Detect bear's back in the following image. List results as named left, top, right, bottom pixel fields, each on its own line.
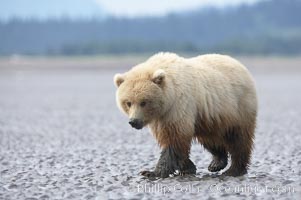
left=185, top=54, right=257, bottom=123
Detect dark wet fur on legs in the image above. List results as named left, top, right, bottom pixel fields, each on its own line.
left=222, top=126, right=254, bottom=176
left=141, top=113, right=255, bottom=178
left=194, top=113, right=255, bottom=177
left=204, top=145, right=228, bottom=172
left=140, top=146, right=196, bottom=178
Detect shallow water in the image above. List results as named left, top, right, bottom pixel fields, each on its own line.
left=0, top=67, right=300, bottom=199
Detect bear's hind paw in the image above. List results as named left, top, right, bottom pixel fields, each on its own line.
left=208, top=158, right=227, bottom=172
left=222, top=167, right=247, bottom=177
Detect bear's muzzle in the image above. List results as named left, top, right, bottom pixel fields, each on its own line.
left=129, top=118, right=144, bottom=130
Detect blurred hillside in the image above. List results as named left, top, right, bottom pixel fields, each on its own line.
left=0, top=0, right=301, bottom=55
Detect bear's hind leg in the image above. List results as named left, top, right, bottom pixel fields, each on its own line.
left=204, top=144, right=228, bottom=172
left=223, top=126, right=254, bottom=177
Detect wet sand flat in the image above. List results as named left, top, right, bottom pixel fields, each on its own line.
left=0, top=56, right=300, bottom=199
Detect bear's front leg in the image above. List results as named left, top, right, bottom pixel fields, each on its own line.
left=140, top=146, right=196, bottom=178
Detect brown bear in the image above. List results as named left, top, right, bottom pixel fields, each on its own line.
left=114, top=53, right=257, bottom=178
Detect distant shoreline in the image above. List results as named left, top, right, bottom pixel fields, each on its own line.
left=0, top=55, right=300, bottom=74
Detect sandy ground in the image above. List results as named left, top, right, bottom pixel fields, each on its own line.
left=0, top=56, right=300, bottom=199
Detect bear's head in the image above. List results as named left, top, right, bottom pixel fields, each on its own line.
left=114, top=68, right=172, bottom=130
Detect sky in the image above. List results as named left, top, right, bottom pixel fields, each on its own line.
left=0, top=0, right=262, bottom=20
left=97, top=0, right=261, bottom=17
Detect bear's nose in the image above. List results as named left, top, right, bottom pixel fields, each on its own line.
left=129, top=118, right=143, bottom=129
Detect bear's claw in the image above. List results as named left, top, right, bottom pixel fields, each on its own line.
left=139, top=170, right=156, bottom=177
left=140, top=169, right=185, bottom=178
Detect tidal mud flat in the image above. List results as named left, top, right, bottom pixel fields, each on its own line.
left=0, top=56, right=300, bottom=199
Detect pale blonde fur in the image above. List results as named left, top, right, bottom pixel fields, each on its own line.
left=115, top=52, right=257, bottom=136
left=114, top=52, right=257, bottom=176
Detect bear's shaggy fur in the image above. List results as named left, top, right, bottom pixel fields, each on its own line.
left=114, top=53, right=257, bottom=178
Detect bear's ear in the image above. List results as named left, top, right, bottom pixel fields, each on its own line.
left=152, top=69, right=166, bottom=85
left=114, top=73, right=125, bottom=87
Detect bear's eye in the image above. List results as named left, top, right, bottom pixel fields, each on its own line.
left=140, top=101, right=146, bottom=107
left=126, top=102, right=131, bottom=107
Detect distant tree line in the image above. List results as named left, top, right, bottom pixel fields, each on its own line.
left=47, top=40, right=199, bottom=55
left=0, top=0, right=301, bottom=55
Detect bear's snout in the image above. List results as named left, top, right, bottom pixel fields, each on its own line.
left=129, top=118, right=143, bottom=130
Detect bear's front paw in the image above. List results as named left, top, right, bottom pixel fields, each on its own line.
left=156, top=168, right=174, bottom=178
left=140, top=168, right=193, bottom=178
left=140, top=168, right=178, bottom=178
